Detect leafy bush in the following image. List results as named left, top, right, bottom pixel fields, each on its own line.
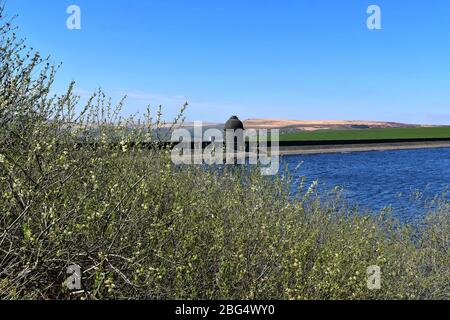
left=0, top=7, right=448, bottom=299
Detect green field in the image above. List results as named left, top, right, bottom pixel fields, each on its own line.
left=279, top=126, right=450, bottom=141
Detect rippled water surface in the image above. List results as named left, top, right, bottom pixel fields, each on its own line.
left=281, top=147, right=450, bottom=221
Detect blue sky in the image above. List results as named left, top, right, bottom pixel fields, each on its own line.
left=5, top=0, right=450, bottom=124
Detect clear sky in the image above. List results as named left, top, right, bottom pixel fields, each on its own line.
left=5, top=0, right=450, bottom=124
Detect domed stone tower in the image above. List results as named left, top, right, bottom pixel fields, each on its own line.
left=224, top=116, right=245, bottom=163
left=224, top=116, right=245, bottom=131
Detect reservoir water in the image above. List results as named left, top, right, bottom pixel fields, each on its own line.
left=282, top=147, right=450, bottom=221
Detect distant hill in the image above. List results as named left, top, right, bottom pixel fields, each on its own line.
left=161, top=119, right=436, bottom=137
left=243, top=119, right=423, bottom=132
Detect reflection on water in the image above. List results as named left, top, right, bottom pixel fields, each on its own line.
left=282, top=147, right=450, bottom=221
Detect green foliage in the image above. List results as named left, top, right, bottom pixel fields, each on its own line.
left=0, top=7, right=448, bottom=300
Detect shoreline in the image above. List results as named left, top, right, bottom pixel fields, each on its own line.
left=277, top=141, right=450, bottom=156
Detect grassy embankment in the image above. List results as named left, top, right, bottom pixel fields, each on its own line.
left=280, top=127, right=450, bottom=141
left=0, top=8, right=449, bottom=300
